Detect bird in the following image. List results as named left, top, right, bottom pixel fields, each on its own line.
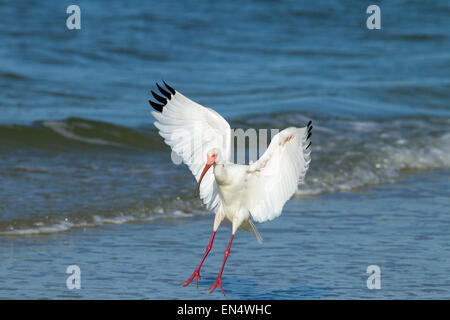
left=149, top=81, right=312, bottom=295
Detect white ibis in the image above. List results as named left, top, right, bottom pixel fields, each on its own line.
left=149, top=82, right=312, bottom=295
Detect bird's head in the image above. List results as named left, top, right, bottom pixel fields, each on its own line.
left=194, top=148, right=220, bottom=198
left=206, top=148, right=220, bottom=165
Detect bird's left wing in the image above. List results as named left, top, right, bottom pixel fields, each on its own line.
left=149, top=82, right=231, bottom=213
left=245, top=122, right=312, bottom=222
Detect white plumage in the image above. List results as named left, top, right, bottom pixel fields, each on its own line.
left=149, top=82, right=312, bottom=295
left=152, top=90, right=231, bottom=213
left=246, top=127, right=311, bottom=222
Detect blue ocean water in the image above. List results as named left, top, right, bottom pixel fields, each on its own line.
left=0, top=0, right=449, bottom=299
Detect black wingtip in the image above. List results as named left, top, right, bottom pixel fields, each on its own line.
left=307, top=120, right=312, bottom=127
left=148, top=82, right=175, bottom=112
left=163, top=81, right=176, bottom=95
left=156, top=82, right=171, bottom=99
left=149, top=100, right=164, bottom=112
left=306, top=131, right=312, bottom=140
left=151, top=90, right=167, bottom=104
left=306, top=141, right=312, bottom=150
left=308, top=125, right=313, bottom=133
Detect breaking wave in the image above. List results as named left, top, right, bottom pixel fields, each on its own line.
left=1, top=113, right=449, bottom=235
left=0, top=197, right=202, bottom=236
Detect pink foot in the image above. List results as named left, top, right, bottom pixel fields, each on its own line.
left=180, top=270, right=201, bottom=288
left=206, top=277, right=225, bottom=295
left=179, top=231, right=217, bottom=289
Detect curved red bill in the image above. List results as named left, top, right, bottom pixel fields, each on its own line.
left=194, top=163, right=213, bottom=198
left=194, top=154, right=216, bottom=198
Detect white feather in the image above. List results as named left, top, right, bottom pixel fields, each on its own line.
left=245, top=127, right=311, bottom=222
left=152, top=90, right=231, bottom=213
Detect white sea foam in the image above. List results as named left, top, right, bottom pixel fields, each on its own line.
left=0, top=207, right=196, bottom=236
left=296, top=130, right=450, bottom=196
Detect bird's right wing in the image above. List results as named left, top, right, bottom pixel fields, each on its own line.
left=245, top=122, right=312, bottom=222
left=149, top=82, right=231, bottom=213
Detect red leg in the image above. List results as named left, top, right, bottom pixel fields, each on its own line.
left=207, top=234, right=234, bottom=296
left=180, top=231, right=216, bottom=288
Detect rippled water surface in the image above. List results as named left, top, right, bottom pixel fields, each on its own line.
left=0, top=0, right=449, bottom=299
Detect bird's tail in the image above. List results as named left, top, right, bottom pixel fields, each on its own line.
left=248, top=219, right=263, bottom=244
left=238, top=218, right=263, bottom=244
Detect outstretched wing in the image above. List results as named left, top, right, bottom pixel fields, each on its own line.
left=245, top=122, right=312, bottom=222
left=150, top=82, right=231, bottom=213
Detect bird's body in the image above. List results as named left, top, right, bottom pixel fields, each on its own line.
left=214, top=164, right=246, bottom=217
left=212, top=163, right=259, bottom=240
left=149, top=82, right=312, bottom=295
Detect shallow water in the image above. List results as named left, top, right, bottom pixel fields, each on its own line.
left=0, top=0, right=449, bottom=299
left=0, top=170, right=449, bottom=299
